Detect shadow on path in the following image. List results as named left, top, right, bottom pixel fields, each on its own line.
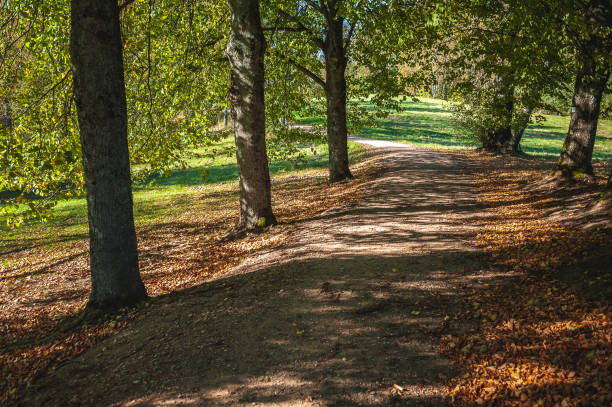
left=27, top=139, right=500, bottom=407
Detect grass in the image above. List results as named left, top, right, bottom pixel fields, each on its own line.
left=298, top=97, right=612, bottom=161
left=0, top=137, right=366, bottom=250
left=4, top=98, right=611, bottom=245
left=0, top=131, right=376, bottom=405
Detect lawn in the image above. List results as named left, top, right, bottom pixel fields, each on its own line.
left=0, top=137, right=365, bottom=248
left=298, top=97, right=612, bottom=161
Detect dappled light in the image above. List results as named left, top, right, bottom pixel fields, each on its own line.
left=2, top=0, right=611, bottom=402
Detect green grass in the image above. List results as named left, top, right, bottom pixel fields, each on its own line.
left=299, top=97, right=612, bottom=160
left=4, top=97, right=611, bottom=245
left=0, top=138, right=365, bottom=246
left=522, top=114, right=612, bottom=159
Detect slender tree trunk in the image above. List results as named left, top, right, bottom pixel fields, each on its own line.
left=227, top=0, right=276, bottom=230
left=2, top=99, right=12, bottom=159
left=431, top=83, right=438, bottom=98
left=2, top=99, right=12, bottom=134
left=70, top=0, right=147, bottom=312
left=483, top=74, right=514, bottom=153
left=323, top=1, right=353, bottom=183
left=555, top=59, right=609, bottom=177
left=509, top=105, right=533, bottom=154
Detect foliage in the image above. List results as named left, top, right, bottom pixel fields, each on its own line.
left=0, top=0, right=230, bottom=225
left=0, top=1, right=79, bottom=226
left=432, top=0, right=574, bottom=147
left=266, top=126, right=326, bottom=169
left=260, top=0, right=431, bottom=133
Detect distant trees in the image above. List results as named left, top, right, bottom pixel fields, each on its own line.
left=70, top=0, right=147, bottom=311
left=437, top=0, right=571, bottom=154
left=438, top=0, right=610, bottom=174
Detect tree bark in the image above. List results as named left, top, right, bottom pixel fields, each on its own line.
left=323, top=1, right=353, bottom=183
left=1, top=99, right=12, bottom=159
left=483, top=74, right=514, bottom=153
left=70, top=0, right=147, bottom=312
left=227, top=0, right=276, bottom=230
left=509, top=105, right=533, bottom=154
left=555, top=0, right=611, bottom=177
left=555, top=61, right=609, bottom=177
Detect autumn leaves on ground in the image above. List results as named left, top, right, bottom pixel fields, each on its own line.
left=1, top=118, right=611, bottom=406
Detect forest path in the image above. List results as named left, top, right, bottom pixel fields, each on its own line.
left=28, top=140, right=495, bottom=407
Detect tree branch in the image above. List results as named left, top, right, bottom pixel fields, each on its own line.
left=269, top=49, right=325, bottom=88
left=344, top=21, right=356, bottom=53
left=304, top=0, right=325, bottom=14
left=119, top=0, right=137, bottom=10
left=276, top=8, right=325, bottom=49
left=262, top=26, right=307, bottom=32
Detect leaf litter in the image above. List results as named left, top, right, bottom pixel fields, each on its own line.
left=442, top=154, right=611, bottom=407
left=0, top=152, right=382, bottom=405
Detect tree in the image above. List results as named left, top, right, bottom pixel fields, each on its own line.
left=554, top=0, right=611, bottom=177
left=70, top=0, right=147, bottom=311
left=266, top=0, right=414, bottom=182
left=266, top=0, right=353, bottom=182
left=227, top=0, right=277, bottom=229
left=0, top=0, right=230, bottom=224
left=437, top=0, right=571, bottom=154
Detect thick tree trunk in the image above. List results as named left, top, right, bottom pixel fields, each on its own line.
left=323, top=2, right=353, bottom=183
left=70, top=0, right=147, bottom=312
left=555, top=60, right=609, bottom=177
left=227, top=0, right=276, bottom=230
left=509, top=105, right=533, bottom=154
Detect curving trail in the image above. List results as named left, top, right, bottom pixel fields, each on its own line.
left=28, top=139, right=497, bottom=407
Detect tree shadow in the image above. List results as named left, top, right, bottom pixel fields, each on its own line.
left=24, top=146, right=497, bottom=406
left=26, top=249, right=494, bottom=407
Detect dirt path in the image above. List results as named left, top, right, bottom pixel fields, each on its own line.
left=26, top=139, right=496, bottom=406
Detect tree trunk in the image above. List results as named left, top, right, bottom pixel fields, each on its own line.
left=2, top=99, right=12, bottom=134
left=1, top=99, right=12, bottom=159
left=509, top=105, right=533, bottom=154
left=70, top=0, right=147, bottom=312
left=323, top=1, right=353, bottom=183
left=555, top=59, right=609, bottom=177
left=227, top=0, right=276, bottom=230
left=483, top=74, right=514, bottom=153
left=431, top=83, right=438, bottom=98
left=441, top=83, right=448, bottom=100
